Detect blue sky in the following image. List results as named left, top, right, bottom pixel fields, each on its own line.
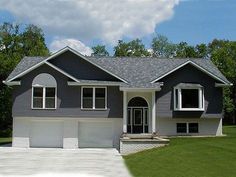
left=0, top=0, right=235, bottom=55
left=154, top=0, right=236, bottom=45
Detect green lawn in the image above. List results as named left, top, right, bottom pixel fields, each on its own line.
left=124, top=126, right=236, bottom=177
left=0, top=137, right=12, bottom=145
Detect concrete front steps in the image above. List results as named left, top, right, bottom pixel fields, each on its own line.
left=120, top=134, right=169, bottom=155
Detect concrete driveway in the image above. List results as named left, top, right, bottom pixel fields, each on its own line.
left=0, top=147, right=131, bottom=177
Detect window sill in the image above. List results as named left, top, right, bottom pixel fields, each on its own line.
left=81, top=108, right=108, bottom=111
left=31, top=108, right=57, bottom=110
left=174, top=108, right=204, bottom=111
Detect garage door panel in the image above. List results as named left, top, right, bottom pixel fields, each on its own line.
left=78, top=122, right=113, bottom=148
left=30, top=121, right=63, bottom=148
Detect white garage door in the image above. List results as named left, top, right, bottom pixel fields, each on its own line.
left=30, top=121, right=63, bottom=148
left=78, top=121, right=113, bottom=148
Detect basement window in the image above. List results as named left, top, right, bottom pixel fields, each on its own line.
left=174, top=83, right=204, bottom=111
left=176, top=123, right=199, bottom=134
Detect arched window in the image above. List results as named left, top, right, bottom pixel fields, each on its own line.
left=32, top=73, right=57, bottom=109
left=128, top=97, right=148, bottom=107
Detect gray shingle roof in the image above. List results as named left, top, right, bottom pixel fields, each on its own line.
left=6, top=56, right=46, bottom=81
left=5, top=54, right=231, bottom=87
left=88, top=57, right=230, bottom=85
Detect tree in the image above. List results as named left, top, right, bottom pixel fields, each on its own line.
left=195, top=43, right=208, bottom=59
left=175, top=42, right=197, bottom=58
left=0, top=22, right=49, bottom=134
left=91, top=45, right=109, bottom=56
left=209, top=39, right=236, bottom=123
left=151, top=34, right=176, bottom=58
left=21, top=24, right=49, bottom=57
left=114, top=39, right=150, bottom=57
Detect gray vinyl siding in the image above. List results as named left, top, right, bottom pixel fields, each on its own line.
left=49, top=51, right=120, bottom=81
left=156, top=64, right=223, bottom=119
left=12, top=64, right=123, bottom=118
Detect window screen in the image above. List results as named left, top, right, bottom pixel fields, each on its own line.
left=95, top=88, right=106, bottom=108
left=33, top=87, right=43, bottom=108
left=82, top=88, right=93, bottom=108
left=189, top=123, right=199, bottom=133
left=177, top=123, right=187, bottom=133
left=45, top=88, right=56, bottom=108
left=181, top=89, right=199, bottom=108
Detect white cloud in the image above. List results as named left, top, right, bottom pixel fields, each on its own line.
left=50, top=38, right=93, bottom=56
left=0, top=0, right=179, bottom=44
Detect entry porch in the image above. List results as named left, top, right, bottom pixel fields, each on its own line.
left=119, top=88, right=169, bottom=154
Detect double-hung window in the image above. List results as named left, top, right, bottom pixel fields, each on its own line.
left=82, top=87, right=107, bottom=109
left=32, top=87, right=56, bottom=109
left=174, top=83, right=204, bottom=111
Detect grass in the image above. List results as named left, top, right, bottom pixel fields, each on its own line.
left=0, top=137, right=12, bottom=145
left=124, top=126, right=236, bottom=177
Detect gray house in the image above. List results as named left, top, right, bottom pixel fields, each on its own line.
left=3, top=46, right=232, bottom=154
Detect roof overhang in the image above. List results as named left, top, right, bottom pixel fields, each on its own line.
left=215, top=83, right=233, bottom=87
left=2, top=80, right=21, bottom=86
left=67, top=81, right=122, bottom=86
left=119, top=87, right=161, bottom=92
left=176, top=83, right=203, bottom=88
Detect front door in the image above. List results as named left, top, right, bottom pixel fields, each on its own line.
left=127, top=108, right=148, bottom=134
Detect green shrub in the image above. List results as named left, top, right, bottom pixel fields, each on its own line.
left=0, top=128, right=12, bottom=137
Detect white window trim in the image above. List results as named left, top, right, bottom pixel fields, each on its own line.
left=31, top=86, right=57, bottom=110
left=176, top=122, right=199, bottom=134
left=174, top=85, right=204, bottom=111
left=81, top=86, right=107, bottom=110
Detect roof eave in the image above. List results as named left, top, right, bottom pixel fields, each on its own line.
left=119, top=87, right=161, bottom=92
left=2, top=80, right=21, bottom=86
left=215, top=83, right=233, bottom=87
left=67, top=81, right=122, bottom=86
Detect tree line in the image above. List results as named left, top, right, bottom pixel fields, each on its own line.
left=0, top=23, right=235, bottom=136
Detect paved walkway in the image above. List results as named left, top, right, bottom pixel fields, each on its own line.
left=0, top=147, right=131, bottom=177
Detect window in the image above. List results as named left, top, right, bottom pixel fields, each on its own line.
left=33, top=87, right=43, bottom=108
left=82, top=87, right=107, bottom=109
left=95, top=88, right=106, bottom=108
left=182, top=89, right=199, bottom=108
left=144, top=108, right=148, bottom=125
left=189, top=123, right=199, bottom=133
left=134, top=109, right=142, bottom=125
left=45, top=88, right=56, bottom=108
left=82, top=88, right=93, bottom=108
left=32, top=73, right=57, bottom=109
left=177, top=123, right=187, bottom=133
left=174, top=84, right=204, bottom=111
left=32, top=87, right=56, bottom=109
left=176, top=123, right=199, bottom=134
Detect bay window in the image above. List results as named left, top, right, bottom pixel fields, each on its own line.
left=174, top=83, right=204, bottom=111
left=82, top=87, right=107, bottom=109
